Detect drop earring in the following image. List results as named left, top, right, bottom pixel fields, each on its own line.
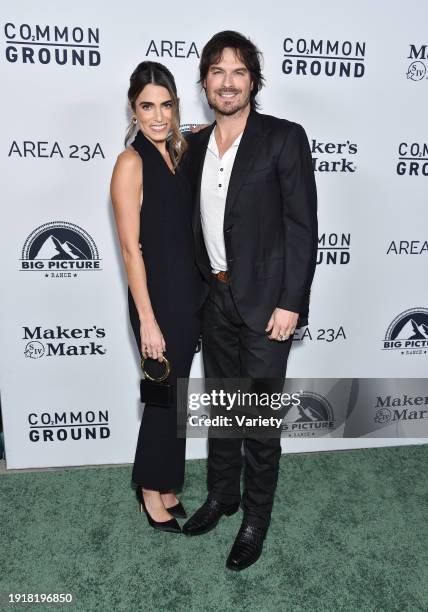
left=132, top=116, right=138, bottom=125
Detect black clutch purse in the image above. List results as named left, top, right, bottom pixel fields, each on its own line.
left=140, top=354, right=173, bottom=408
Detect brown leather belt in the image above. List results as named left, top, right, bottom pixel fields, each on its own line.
left=212, top=270, right=230, bottom=283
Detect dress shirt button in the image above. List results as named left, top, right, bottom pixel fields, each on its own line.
left=218, top=184, right=222, bottom=188
left=220, top=167, right=224, bottom=171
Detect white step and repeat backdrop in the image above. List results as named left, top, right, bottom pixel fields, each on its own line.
left=1, top=1, right=427, bottom=469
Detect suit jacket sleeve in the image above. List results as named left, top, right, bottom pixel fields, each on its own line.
left=276, top=122, right=318, bottom=315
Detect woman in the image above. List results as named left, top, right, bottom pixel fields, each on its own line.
left=111, top=61, right=204, bottom=533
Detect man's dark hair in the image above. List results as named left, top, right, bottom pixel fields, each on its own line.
left=199, top=31, right=265, bottom=110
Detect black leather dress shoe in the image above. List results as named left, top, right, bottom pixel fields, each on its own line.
left=182, top=496, right=240, bottom=536
left=226, top=520, right=268, bottom=571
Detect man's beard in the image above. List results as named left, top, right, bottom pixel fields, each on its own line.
left=206, top=88, right=251, bottom=116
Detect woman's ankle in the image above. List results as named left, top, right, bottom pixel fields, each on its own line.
left=142, top=488, right=161, bottom=497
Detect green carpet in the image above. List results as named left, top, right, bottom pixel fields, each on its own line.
left=1, top=445, right=427, bottom=612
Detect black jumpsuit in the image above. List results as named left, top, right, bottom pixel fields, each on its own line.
left=128, top=130, right=204, bottom=491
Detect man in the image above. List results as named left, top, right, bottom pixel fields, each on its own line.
left=183, top=31, right=318, bottom=571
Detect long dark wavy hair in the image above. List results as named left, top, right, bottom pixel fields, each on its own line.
left=198, top=31, right=265, bottom=110
left=125, top=61, right=187, bottom=167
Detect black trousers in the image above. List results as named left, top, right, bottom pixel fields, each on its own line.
left=128, top=289, right=201, bottom=491
left=202, top=277, right=292, bottom=527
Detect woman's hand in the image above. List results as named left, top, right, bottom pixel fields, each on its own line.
left=140, top=317, right=166, bottom=362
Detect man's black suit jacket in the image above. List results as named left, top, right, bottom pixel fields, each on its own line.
left=185, top=110, right=318, bottom=333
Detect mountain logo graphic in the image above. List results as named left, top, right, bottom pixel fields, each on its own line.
left=383, top=308, right=428, bottom=356
left=33, top=234, right=88, bottom=260
left=282, top=391, right=335, bottom=436
left=20, top=221, right=101, bottom=275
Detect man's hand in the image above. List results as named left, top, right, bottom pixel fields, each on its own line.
left=190, top=124, right=210, bottom=133
left=265, top=308, right=298, bottom=341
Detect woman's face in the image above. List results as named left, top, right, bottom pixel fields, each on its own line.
left=133, top=83, right=174, bottom=144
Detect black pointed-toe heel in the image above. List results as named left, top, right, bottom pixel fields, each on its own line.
left=166, top=500, right=187, bottom=519
left=135, top=487, right=182, bottom=534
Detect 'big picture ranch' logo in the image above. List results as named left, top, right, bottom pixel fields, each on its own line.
left=281, top=391, right=336, bottom=437
left=382, top=308, right=428, bottom=357
left=20, top=221, right=101, bottom=279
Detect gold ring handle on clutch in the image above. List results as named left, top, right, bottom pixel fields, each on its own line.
left=140, top=355, right=171, bottom=382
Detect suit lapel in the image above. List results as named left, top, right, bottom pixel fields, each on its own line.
left=191, top=123, right=215, bottom=280
left=224, top=111, right=266, bottom=222
left=192, top=122, right=215, bottom=239
left=190, top=112, right=266, bottom=278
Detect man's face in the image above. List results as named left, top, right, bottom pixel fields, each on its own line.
left=203, top=47, right=253, bottom=116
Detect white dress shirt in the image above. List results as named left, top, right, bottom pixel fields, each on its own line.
left=200, top=129, right=243, bottom=273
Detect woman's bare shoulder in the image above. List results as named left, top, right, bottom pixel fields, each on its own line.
left=115, top=146, right=142, bottom=169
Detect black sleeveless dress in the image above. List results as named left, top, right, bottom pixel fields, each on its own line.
left=128, top=130, right=204, bottom=491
